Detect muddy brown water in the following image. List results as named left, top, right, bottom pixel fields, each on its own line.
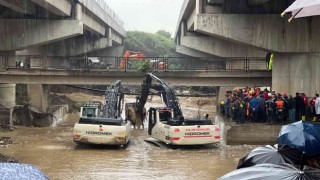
left=1, top=95, right=257, bottom=179
left=1, top=113, right=258, bottom=180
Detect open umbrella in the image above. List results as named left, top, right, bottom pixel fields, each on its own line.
left=237, top=144, right=303, bottom=169
left=306, top=155, right=320, bottom=169
left=219, top=163, right=320, bottom=180
left=0, top=163, right=48, bottom=180
left=277, top=121, right=320, bottom=156
left=281, top=0, right=320, bottom=22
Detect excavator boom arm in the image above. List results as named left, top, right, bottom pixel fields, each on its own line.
left=103, top=80, right=124, bottom=118
left=137, top=73, right=183, bottom=119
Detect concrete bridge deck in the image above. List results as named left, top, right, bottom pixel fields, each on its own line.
left=174, top=0, right=320, bottom=96
left=0, top=0, right=126, bottom=56
left=0, top=69, right=271, bottom=86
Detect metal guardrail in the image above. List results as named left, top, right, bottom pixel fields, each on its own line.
left=0, top=55, right=267, bottom=72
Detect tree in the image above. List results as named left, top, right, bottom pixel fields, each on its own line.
left=124, top=31, right=179, bottom=57
left=156, top=30, right=172, bottom=39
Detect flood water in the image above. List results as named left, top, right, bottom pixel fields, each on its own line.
left=1, top=113, right=257, bottom=180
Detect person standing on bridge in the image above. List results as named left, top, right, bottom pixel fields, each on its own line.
left=266, top=53, right=273, bottom=71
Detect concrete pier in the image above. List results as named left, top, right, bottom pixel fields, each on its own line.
left=221, top=118, right=282, bottom=145
left=0, top=84, right=16, bottom=109
left=27, top=84, right=49, bottom=113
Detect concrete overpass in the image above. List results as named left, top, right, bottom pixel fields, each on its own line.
left=0, top=0, right=125, bottom=55
left=0, top=0, right=126, bottom=111
left=175, top=0, right=320, bottom=97
left=0, top=69, right=271, bottom=86
left=1, top=68, right=271, bottom=112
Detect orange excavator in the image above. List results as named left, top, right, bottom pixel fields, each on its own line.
left=119, top=50, right=146, bottom=69
left=119, top=50, right=167, bottom=70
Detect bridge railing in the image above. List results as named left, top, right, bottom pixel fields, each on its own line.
left=0, top=55, right=267, bottom=72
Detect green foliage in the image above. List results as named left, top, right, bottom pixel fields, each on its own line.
left=156, top=30, right=172, bottom=38
left=131, top=60, right=151, bottom=72
left=169, top=63, right=182, bottom=70
left=137, top=60, right=151, bottom=72
left=124, top=31, right=179, bottom=57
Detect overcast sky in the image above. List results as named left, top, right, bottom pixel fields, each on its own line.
left=105, top=0, right=184, bottom=35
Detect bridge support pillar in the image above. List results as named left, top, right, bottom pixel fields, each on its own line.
left=0, top=84, right=15, bottom=125
left=0, top=84, right=16, bottom=108
left=27, top=84, right=49, bottom=113
left=272, top=53, right=320, bottom=97
left=215, top=86, right=235, bottom=112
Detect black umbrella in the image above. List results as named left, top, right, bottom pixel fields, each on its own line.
left=237, top=144, right=303, bottom=169
left=0, top=163, right=48, bottom=180
left=219, top=163, right=320, bottom=180
left=306, top=155, right=320, bottom=169
left=278, top=121, right=320, bottom=156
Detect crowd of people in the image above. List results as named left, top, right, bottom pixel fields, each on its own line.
left=219, top=86, right=320, bottom=124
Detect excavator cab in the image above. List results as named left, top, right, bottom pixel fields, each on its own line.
left=148, top=107, right=173, bottom=135
left=119, top=51, right=146, bottom=69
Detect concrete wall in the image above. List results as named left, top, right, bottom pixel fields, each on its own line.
left=77, top=0, right=126, bottom=37
left=31, top=0, right=72, bottom=16
left=0, top=19, right=84, bottom=51
left=195, top=14, right=320, bottom=53
left=226, top=124, right=281, bottom=145
left=0, top=84, right=16, bottom=109
left=50, top=105, right=69, bottom=127
left=0, top=0, right=36, bottom=15
left=180, top=35, right=266, bottom=58
left=272, top=53, right=320, bottom=96
left=90, top=45, right=124, bottom=57
left=41, top=37, right=111, bottom=56
left=176, top=0, right=319, bottom=100
left=214, top=0, right=289, bottom=14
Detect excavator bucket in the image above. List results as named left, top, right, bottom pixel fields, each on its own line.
left=125, top=102, right=145, bottom=129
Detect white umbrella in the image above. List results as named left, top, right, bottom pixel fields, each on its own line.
left=281, top=0, right=320, bottom=22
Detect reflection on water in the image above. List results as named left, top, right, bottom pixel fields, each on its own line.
left=1, top=113, right=256, bottom=180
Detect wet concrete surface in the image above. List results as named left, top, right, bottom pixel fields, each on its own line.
left=0, top=113, right=258, bottom=180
